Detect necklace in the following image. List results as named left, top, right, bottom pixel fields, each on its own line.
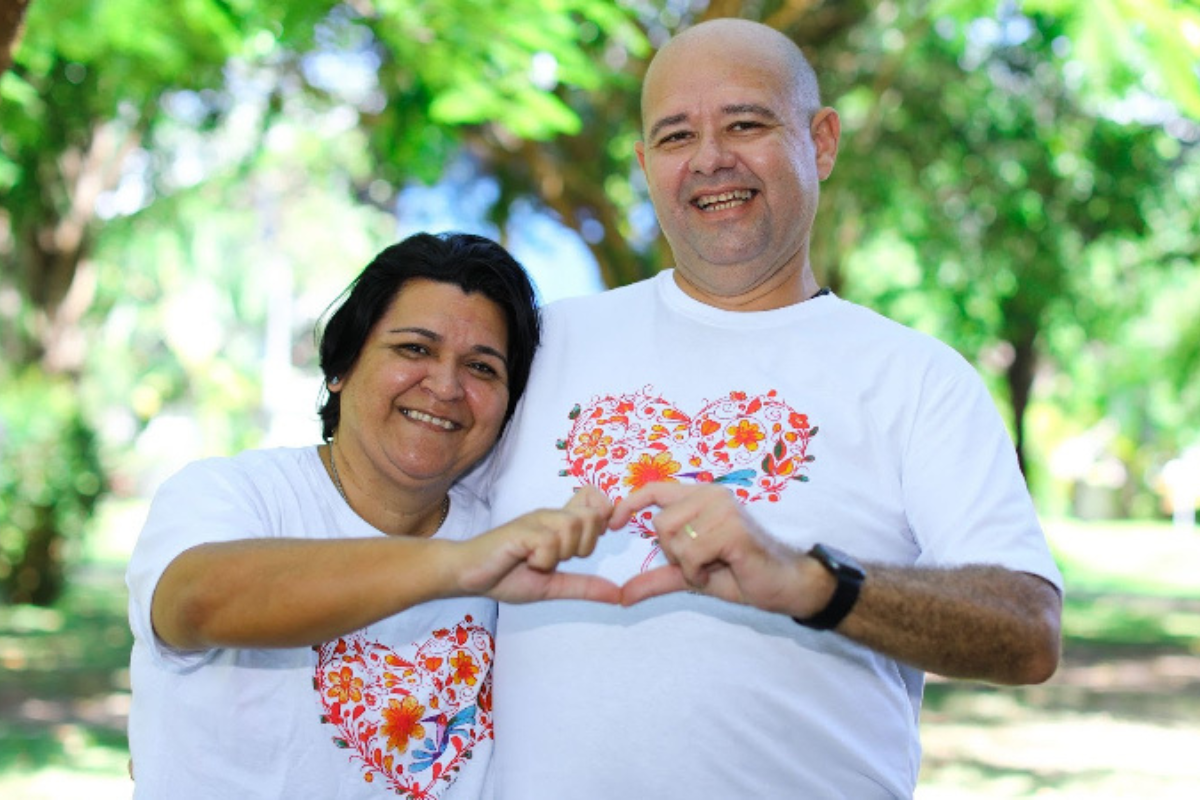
left=326, top=442, right=450, bottom=535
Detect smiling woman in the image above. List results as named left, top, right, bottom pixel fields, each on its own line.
left=124, top=232, right=620, bottom=800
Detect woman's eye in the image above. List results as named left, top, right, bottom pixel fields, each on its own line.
left=396, top=343, right=428, bottom=356
left=468, top=361, right=500, bottom=378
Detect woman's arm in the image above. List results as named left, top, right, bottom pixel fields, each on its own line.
left=152, top=487, right=617, bottom=650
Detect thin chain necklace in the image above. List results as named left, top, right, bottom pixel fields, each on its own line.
left=326, top=442, right=450, bottom=535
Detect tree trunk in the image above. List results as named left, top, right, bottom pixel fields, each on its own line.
left=7, top=506, right=65, bottom=607
left=1005, top=330, right=1038, bottom=480
left=0, top=0, right=31, bottom=77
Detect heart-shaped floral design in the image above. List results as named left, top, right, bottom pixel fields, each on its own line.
left=314, top=616, right=492, bottom=798
left=557, top=388, right=818, bottom=568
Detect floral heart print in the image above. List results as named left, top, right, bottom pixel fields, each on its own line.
left=314, top=616, right=492, bottom=798
left=557, top=388, right=818, bottom=568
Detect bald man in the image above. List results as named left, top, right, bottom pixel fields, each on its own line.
left=482, top=19, right=1062, bottom=798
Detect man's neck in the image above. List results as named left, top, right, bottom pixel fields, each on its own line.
left=671, top=263, right=820, bottom=312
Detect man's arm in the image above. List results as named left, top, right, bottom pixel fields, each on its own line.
left=614, top=482, right=1062, bottom=686
left=835, top=564, right=1060, bottom=685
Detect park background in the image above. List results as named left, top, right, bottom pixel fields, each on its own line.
left=2, top=0, right=1199, bottom=797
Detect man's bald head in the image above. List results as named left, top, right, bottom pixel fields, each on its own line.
left=641, top=18, right=823, bottom=135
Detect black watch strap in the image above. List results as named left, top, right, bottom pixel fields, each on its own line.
left=793, top=544, right=865, bottom=631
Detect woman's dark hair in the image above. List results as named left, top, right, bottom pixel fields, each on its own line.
left=317, top=232, right=541, bottom=441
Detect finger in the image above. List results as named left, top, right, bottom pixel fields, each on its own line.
left=575, top=509, right=605, bottom=558
left=609, top=481, right=695, bottom=529
left=541, top=572, right=621, bottom=604
left=566, top=485, right=612, bottom=514
left=525, top=534, right=562, bottom=572
left=620, top=565, right=689, bottom=605
left=675, top=552, right=713, bottom=589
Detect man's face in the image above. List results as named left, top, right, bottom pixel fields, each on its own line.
left=636, top=40, right=837, bottom=307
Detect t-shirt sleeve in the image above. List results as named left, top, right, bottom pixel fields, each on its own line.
left=126, top=458, right=272, bottom=671
left=901, top=355, right=1064, bottom=592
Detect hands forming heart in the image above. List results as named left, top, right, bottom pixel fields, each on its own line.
left=484, top=388, right=823, bottom=616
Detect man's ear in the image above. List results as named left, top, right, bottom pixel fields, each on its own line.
left=811, top=108, right=840, bottom=180
left=635, top=140, right=647, bottom=173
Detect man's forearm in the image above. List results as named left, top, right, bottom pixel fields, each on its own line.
left=835, top=564, right=1062, bottom=685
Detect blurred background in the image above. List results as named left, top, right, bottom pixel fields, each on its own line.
left=1, top=0, right=1198, bottom=797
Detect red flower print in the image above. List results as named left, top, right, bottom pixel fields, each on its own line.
left=449, top=651, right=480, bottom=687
left=326, top=666, right=364, bottom=704
left=726, top=420, right=766, bottom=452
left=572, top=428, right=612, bottom=458
left=789, top=412, right=810, bottom=430
left=623, top=451, right=681, bottom=489
left=381, top=695, right=427, bottom=754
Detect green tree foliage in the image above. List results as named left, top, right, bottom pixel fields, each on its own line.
left=819, top=6, right=1190, bottom=481
left=0, top=371, right=105, bottom=605
left=0, top=0, right=645, bottom=605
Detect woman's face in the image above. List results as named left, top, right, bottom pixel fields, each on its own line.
left=332, top=278, right=510, bottom=490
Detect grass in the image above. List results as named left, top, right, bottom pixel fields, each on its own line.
left=0, top=566, right=134, bottom=800
left=1, top=504, right=1198, bottom=798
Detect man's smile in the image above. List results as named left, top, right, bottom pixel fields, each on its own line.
left=694, top=189, right=755, bottom=211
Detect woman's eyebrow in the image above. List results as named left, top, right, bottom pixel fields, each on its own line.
left=389, top=327, right=507, bottom=362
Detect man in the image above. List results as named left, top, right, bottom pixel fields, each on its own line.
left=483, top=18, right=1063, bottom=798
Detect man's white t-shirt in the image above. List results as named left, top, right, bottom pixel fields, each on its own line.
left=482, top=271, right=1063, bottom=799
left=127, top=446, right=496, bottom=800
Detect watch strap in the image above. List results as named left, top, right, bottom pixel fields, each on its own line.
left=793, top=545, right=864, bottom=631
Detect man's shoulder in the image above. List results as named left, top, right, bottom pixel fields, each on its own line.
left=828, top=298, right=976, bottom=375
left=543, top=276, right=657, bottom=316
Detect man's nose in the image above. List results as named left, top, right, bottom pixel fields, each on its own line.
left=688, top=133, right=736, bottom=174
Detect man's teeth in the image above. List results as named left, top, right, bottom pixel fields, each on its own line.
left=697, top=190, right=752, bottom=211
left=404, top=409, right=457, bottom=430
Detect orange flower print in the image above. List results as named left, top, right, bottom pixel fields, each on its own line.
left=623, top=451, right=681, bottom=489
left=325, top=666, right=364, bottom=704
left=726, top=420, right=765, bottom=452
left=450, top=650, right=480, bottom=687
left=573, top=428, right=612, bottom=458
left=381, top=695, right=427, bottom=754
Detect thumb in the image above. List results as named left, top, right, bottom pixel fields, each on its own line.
left=565, top=485, right=611, bottom=515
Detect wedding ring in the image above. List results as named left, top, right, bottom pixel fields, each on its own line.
left=684, top=523, right=699, bottom=540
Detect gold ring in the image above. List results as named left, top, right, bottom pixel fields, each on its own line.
left=684, top=524, right=699, bottom=540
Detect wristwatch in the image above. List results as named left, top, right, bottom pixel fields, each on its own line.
left=793, top=543, right=865, bottom=631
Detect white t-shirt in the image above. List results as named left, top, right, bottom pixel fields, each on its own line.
left=483, top=271, right=1063, bottom=799
left=127, top=446, right=496, bottom=800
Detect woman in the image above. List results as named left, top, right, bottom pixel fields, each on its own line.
left=126, top=232, right=617, bottom=799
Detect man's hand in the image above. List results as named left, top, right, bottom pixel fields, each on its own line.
left=455, top=486, right=620, bottom=604
left=611, top=482, right=834, bottom=618
left=610, top=481, right=1062, bottom=685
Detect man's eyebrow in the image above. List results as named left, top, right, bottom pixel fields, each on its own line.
left=646, top=104, right=781, bottom=142
left=647, top=113, right=688, bottom=142
left=722, top=103, right=780, bottom=121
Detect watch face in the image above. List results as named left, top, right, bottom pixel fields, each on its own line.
left=813, top=544, right=865, bottom=579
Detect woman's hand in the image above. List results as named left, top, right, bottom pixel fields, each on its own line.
left=453, top=486, right=620, bottom=604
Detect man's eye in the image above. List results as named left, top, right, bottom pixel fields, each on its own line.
left=657, top=131, right=691, bottom=146
left=731, top=120, right=764, bottom=131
